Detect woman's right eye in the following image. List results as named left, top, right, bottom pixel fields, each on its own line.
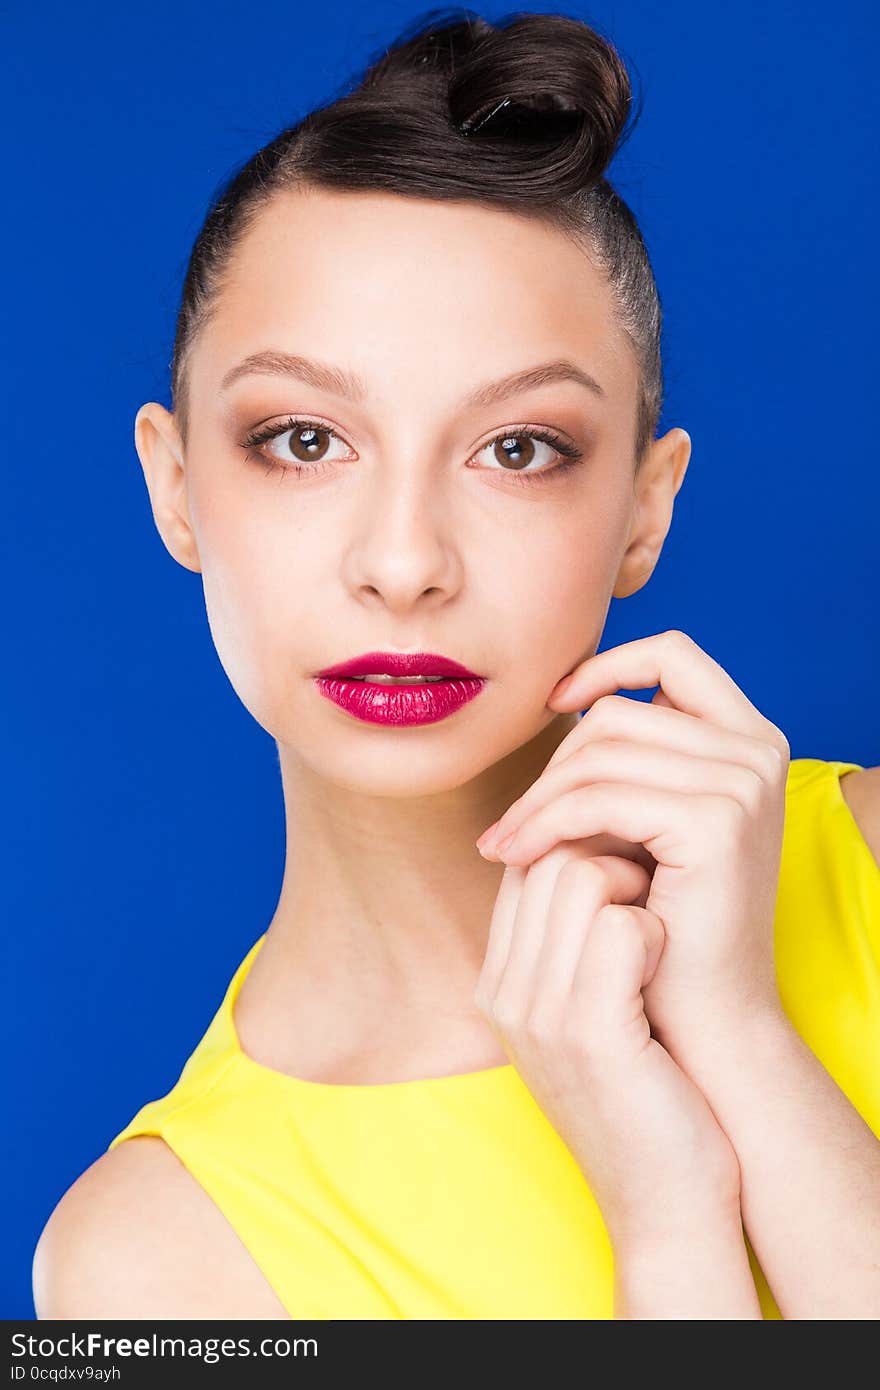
left=243, top=417, right=355, bottom=471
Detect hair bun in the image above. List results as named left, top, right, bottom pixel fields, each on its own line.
left=174, top=9, right=661, bottom=462
left=446, top=13, right=634, bottom=188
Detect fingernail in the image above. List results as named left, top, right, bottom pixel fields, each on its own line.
left=553, top=675, right=574, bottom=699
left=475, top=820, right=500, bottom=850
left=495, top=831, right=517, bottom=856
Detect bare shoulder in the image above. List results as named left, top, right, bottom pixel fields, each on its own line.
left=32, top=1136, right=289, bottom=1319
left=839, top=765, right=880, bottom=870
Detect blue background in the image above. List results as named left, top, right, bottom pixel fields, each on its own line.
left=3, top=0, right=877, bottom=1317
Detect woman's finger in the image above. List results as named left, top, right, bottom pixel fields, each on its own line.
left=495, top=850, right=651, bottom=1016
left=474, top=863, right=527, bottom=1003
left=479, top=692, right=782, bottom=849
left=547, top=629, right=787, bottom=751
left=480, top=740, right=773, bottom=860
left=570, top=902, right=667, bottom=1060
left=542, top=688, right=784, bottom=782
left=490, top=780, right=728, bottom=868
left=529, top=854, right=653, bottom=1018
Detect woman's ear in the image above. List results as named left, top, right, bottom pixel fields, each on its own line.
left=133, top=402, right=202, bottom=574
left=612, top=427, right=691, bottom=598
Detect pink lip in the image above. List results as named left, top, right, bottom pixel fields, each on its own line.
left=313, top=652, right=486, bottom=727
left=317, top=651, right=483, bottom=679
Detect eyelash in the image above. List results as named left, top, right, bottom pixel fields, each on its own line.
left=239, top=415, right=584, bottom=486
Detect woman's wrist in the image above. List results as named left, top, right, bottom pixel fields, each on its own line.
left=611, top=1205, right=762, bottom=1319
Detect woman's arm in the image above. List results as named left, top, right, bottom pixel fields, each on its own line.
left=475, top=849, right=764, bottom=1319
left=614, top=1207, right=762, bottom=1319
left=478, top=633, right=880, bottom=1317
left=33, top=1137, right=290, bottom=1318
left=653, top=770, right=880, bottom=1319
left=655, top=1005, right=880, bottom=1320
left=839, top=764, right=880, bottom=857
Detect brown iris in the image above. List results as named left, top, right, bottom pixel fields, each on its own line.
left=495, top=435, right=535, bottom=470
left=288, top=425, right=332, bottom=462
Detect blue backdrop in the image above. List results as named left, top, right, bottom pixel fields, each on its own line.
left=3, top=0, right=877, bottom=1317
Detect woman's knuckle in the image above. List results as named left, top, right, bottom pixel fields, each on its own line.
left=708, top=793, right=748, bottom=848
left=472, top=986, right=491, bottom=1016
left=574, top=737, right=624, bottom=774
left=771, top=727, right=791, bottom=761
left=619, top=904, right=648, bottom=946
left=592, top=693, right=617, bottom=714
left=736, top=765, right=764, bottom=814
left=555, top=854, right=606, bottom=893
left=596, top=903, right=646, bottom=962
left=756, top=740, right=785, bottom=780
left=584, top=693, right=622, bottom=733
left=530, top=844, right=575, bottom=881
left=523, top=1003, right=557, bottom=1044
left=491, top=994, right=522, bottom=1036
left=594, top=899, right=635, bottom=934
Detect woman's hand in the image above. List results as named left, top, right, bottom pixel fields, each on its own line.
left=474, top=841, right=745, bottom=1248
left=475, top=630, right=790, bottom=1050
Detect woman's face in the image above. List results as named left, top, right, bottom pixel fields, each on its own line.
left=137, top=186, right=688, bottom=796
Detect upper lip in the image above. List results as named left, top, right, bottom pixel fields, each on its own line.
left=316, top=651, right=484, bottom=679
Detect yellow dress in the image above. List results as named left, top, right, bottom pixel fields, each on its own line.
left=107, top=758, right=880, bottom=1319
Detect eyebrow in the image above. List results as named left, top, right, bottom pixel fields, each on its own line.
left=218, top=350, right=605, bottom=406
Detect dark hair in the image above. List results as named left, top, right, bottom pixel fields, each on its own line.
left=170, top=7, right=661, bottom=466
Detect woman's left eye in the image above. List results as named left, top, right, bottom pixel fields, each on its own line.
left=470, top=428, right=583, bottom=483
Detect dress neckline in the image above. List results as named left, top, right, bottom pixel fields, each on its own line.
left=220, top=761, right=873, bottom=1097
left=224, top=931, right=518, bottom=1095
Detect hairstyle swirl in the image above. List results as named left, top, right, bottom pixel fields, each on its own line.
left=170, top=8, right=661, bottom=465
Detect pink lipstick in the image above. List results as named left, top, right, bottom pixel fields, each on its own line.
left=314, top=651, right=487, bottom=726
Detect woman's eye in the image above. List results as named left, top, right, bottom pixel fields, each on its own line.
left=471, top=431, right=577, bottom=478
left=262, top=422, right=353, bottom=465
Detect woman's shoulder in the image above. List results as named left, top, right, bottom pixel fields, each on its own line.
left=786, top=756, right=880, bottom=871
left=837, top=763, right=880, bottom=868
left=773, top=758, right=880, bottom=1127
left=32, top=1136, right=289, bottom=1319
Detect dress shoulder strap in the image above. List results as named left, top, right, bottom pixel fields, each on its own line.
left=775, top=756, right=880, bottom=1128
left=106, top=935, right=265, bottom=1149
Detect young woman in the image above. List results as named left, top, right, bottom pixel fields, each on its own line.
left=33, top=9, right=880, bottom=1319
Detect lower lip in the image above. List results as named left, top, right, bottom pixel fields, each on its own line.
left=314, top=676, right=487, bottom=726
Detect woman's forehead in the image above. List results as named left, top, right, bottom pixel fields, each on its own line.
left=221, top=187, right=611, bottom=320
left=200, top=188, right=629, bottom=404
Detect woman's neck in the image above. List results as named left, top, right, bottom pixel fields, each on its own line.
left=234, top=710, right=582, bottom=1083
